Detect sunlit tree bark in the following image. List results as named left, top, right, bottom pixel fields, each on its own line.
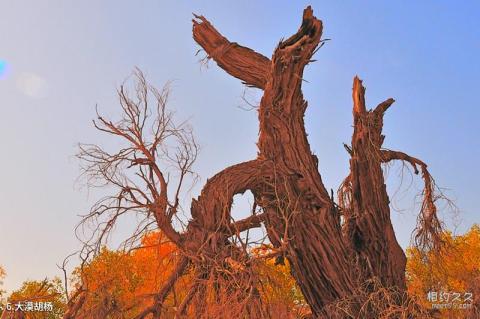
left=66, top=6, right=443, bottom=318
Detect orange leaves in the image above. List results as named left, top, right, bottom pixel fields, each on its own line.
left=252, top=246, right=309, bottom=317
left=6, top=278, right=66, bottom=319
left=72, top=233, right=308, bottom=317
left=406, top=224, right=480, bottom=317
left=74, top=231, right=181, bottom=317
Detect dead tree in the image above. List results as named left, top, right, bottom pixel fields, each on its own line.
left=68, top=6, right=444, bottom=318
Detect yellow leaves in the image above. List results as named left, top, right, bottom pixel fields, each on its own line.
left=72, top=234, right=308, bottom=317
left=224, top=257, right=245, bottom=273
left=73, top=231, right=180, bottom=317
left=406, top=224, right=480, bottom=317
left=252, top=246, right=308, bottom=317
left=7, top=278, right=66, bottom=319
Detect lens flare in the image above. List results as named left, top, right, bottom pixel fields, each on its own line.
left=0, top=59, right=8, bottom=79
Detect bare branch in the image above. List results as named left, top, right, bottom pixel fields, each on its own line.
left=374, top=98, right=395, bottom=115
left=229, top=212, right=266, bottom=235
left=379, top=149, right=445, bottom=252
left=77, top=70, right=198, bottom=251
left=192, top=14, right=271, bottom=89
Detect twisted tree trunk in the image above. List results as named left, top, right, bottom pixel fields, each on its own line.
left=189, top=6, right=441, bottom=317
left=66, top=6, right=443, bottom=318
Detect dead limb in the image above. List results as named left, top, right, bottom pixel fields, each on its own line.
left=380, top=149, right=444, bottom=251
left=69, top=6, right=446, bottom=318
left=192, top=14, right=270, bottom=89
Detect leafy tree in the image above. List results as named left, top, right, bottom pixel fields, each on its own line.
left=71, top=232, right=307, bottom=318
left=71, top=232, right=181, bottom=318
left=4, top=278, right=66, bottom=319
left=406, top=224, right=480, bottom=318
left=252, top=247, right=308, bottom=318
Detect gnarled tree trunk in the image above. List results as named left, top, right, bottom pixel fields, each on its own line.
left=67, top=6, right=443, bottom=318
left=189, top=6, right=441, bottom=317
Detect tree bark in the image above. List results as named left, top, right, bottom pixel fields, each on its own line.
left=342, top=78, right=406, bottom=289
left=191, top=6, right=442, bottom=317
left=66, top=6, right=443, bottom=318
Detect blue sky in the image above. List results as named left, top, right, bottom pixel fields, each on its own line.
left=0, top=1, right=478, bottom=293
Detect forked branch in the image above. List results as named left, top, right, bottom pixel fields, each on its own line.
left=77, top=69, right=198, bottom=250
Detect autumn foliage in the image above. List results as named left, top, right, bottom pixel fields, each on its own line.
left=1, top=5, right=467, bottom=319
left=70, top=232, right=306, bottom=318
left=2, top=225, right=480, bottom=318
left=71, top=232, right=180, bottom=318
left=2, top=278, right=65, bottom=319
left=406, top=224, right=480, bottom=318
left=58, top=6, right=451, bottom=317
left=66, top=226, right=480, bottom=318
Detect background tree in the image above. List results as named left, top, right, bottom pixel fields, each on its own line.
left=67, top=6, right=445, bottom=318
left=70, top=232, right=306, bottom=318
left=1, top=278, right=65, bottom=319
left=71, top=232, right=183, bottom=318
left=406, top=224, right=480, bottom=318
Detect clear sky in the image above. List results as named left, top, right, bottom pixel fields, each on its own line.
left=0, top=1, right=478, bottom=293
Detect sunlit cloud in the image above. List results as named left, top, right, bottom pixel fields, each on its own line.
left=16, top=72, right=49, bottom=99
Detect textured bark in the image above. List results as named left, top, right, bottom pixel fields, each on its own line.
left=179, top=159, right=274, bottom=317
left=68, top=6, right=443, bottom=318
left=343, top=78, right=406, bottom=289
left=253, top=8, right=356, bottom=314
left=192, top=7, right=358, bottom=315
left=193, top=14, right=270, bottom=89
left=190, top=6, right=441, bottom=317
